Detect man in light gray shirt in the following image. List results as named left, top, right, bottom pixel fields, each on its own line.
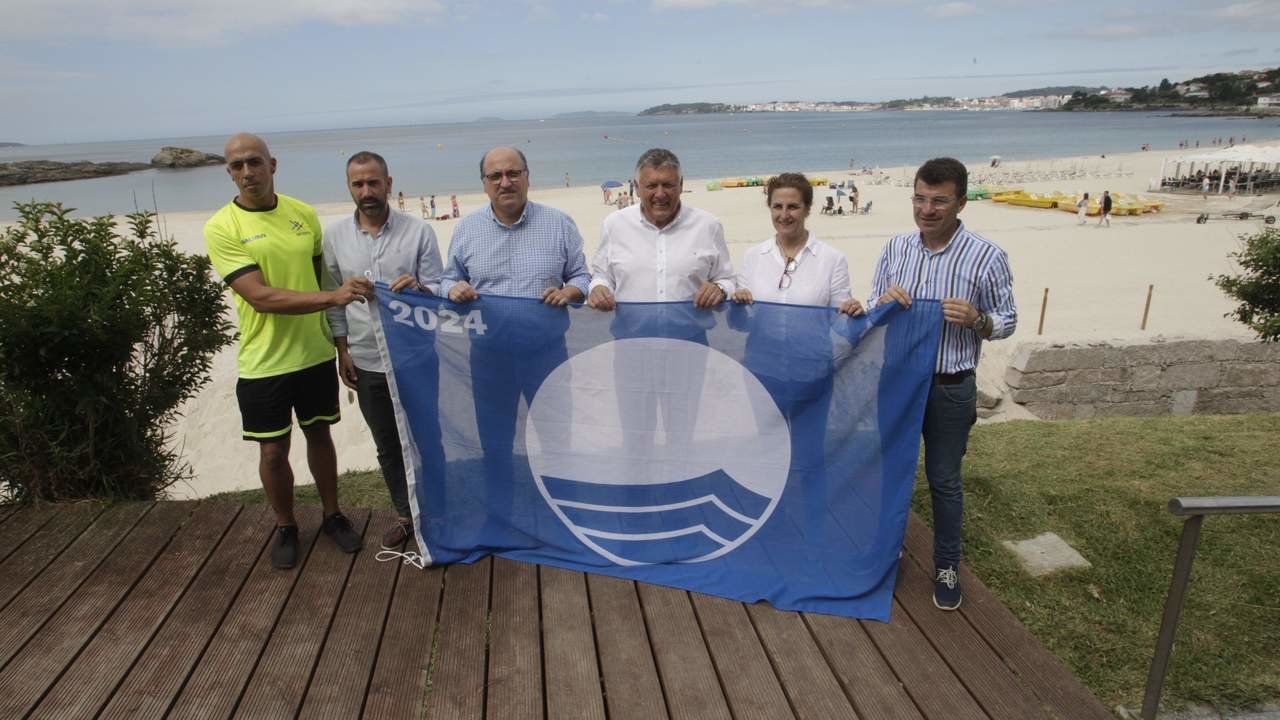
left=323, top=150, right=444, bottom=550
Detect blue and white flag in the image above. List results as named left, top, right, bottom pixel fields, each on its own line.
left=373, top=288, right=941, bottom=621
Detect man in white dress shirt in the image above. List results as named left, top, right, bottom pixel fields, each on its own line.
left=587, top=147, right=735, bottom=457
left=587, top=147, right=735, bottom=309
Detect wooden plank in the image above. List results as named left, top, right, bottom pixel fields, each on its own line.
left=486, top=557, right=542, bottom=720
left=299, top=510, right=403, bottom=720
left=862, top=597, right=989, bottom=720
left=98, top=504, right=274, bottom=720
left=362, top=550, right=445, bottom=719
left=587, top=574, right=667, bottom=720
left=0, top=502, right=106, bottom=609
left=0, top=504, right=59, bottom=565
left=0, top=501, right=193, bottom=717
left=422, top=558, right=491, bottom=720
left=902, top=515, right=1112, bottom=720
left=745, top=601, right=858, bottom=720
left=29, top=502, right=240, bottom=719
left=894, top=552, right=1052, bottom=719
left=541, top=565, right=606, bottom=720
left=637, top=583, right=732, bottom=720
left=0, top=502, right=149, bottom=669
left=167, top=507, right=324, bottom=720
left=804, top=612, right=925, bottom=720
left=690, top=594, right=790, bottom=720
left=234, top=509, right=371, bottom=719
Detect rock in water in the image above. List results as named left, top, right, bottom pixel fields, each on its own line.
left=150, top=147, right=224, bottom=168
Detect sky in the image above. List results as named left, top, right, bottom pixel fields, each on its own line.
left=3, top=0, right=1279, bottom=145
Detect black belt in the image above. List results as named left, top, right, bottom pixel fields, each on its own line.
left=933, top=369, right=974, bottom=385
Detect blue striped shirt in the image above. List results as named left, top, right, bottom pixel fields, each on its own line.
left=440, top=201, right=590, bottom=300
left=869, top=221, right=1017, bottom=373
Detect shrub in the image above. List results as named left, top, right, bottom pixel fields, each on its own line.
left=1214, top=227, right=1280, bottom=343
left=0, top=202, right=235, bottom=501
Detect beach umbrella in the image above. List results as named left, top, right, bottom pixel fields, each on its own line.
left=836, top=189, right=847, bottom=197
left=601, top=180, right=623, bottom=189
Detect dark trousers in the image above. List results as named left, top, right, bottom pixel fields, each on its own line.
left=355, top=370, right=411, bottom=518
left=921, top=373, right=977, bottom=570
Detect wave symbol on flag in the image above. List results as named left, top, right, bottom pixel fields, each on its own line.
left=540, top=470, right=772, bottom=565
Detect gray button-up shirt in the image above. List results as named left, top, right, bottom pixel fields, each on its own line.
left=323, top=208, right=444, bottom=372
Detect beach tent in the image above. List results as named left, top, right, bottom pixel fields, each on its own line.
left=1161, top=145, right=1280, bottom=194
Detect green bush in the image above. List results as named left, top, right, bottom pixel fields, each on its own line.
left=0, top=202, right=235, bottom=501
left=1214, top=227, right=1280, bottom=342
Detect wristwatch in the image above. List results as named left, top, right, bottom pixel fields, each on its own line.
left=973, top=313, right=989, bottom=333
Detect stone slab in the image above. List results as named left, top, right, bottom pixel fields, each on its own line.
left=1002, top=532, right=1093, bottom=578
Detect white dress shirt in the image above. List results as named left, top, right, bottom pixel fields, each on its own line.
left=738, top=232, right=852, bottom=307
left=589, top=204, right=736, bottom=301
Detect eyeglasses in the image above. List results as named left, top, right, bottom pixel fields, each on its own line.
left=483, top=169, right=527, bottom=184
left=912, top=194, right=955, bottom=209
left=778, top=257, right=798, bottom=290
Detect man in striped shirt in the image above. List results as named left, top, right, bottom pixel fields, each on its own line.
left=870, top=157, right=1017, bottom=611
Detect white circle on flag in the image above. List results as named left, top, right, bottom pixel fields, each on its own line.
left=526, top=338, right=790, bottom=566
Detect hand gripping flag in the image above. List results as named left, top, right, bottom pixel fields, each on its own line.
left=372, top=289, right=941, bottom=621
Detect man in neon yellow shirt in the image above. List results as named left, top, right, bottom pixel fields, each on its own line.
left=205, top=132, right=373, bottom=569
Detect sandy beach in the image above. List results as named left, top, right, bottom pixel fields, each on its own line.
left=117, top=143, right=1275, bottom=498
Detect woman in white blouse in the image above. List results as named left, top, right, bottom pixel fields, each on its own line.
left=733, top=172, right=863, bottom=315
left=730, top=174, right=863, bottom=539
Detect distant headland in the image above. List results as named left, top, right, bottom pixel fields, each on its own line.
left=0, top=146, right=224, bottom=187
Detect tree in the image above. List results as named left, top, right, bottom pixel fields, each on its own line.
left=1159, top=78, right=1173, bottom=94
left=0, top=202, right=236, bottom=501
left=1214, top=227, right=1280, bottom=342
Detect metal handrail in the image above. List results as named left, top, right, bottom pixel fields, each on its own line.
left=1140, top=496, right=1280, bottom=720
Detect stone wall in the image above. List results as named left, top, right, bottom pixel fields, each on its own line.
left=1004, top=339, right=1280, bottom=420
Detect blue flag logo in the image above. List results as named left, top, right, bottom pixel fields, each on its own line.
left=373, top=290, right=941, bottom=621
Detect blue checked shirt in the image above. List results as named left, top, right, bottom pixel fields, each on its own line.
left=440, top=201, right=591, bottom=299
left=869, top=221, right=1017, bottom=373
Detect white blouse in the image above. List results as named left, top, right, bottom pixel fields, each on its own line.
left=737, top=232, right=852, bottom=307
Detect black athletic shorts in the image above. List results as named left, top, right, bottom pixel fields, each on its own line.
left=235, top=359, right=340, bottom=442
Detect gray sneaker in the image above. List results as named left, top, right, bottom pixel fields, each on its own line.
left=322, top=512, right=362, bottom=553
left=270, top=524, right=299, bottom=569
left=933, top=565, right=962, bottom=611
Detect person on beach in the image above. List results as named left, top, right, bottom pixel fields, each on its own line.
left=1076, top=192, right=1089, bottom=225
left=429, top=194, right=437, bottom=218
left=442, top=147, right=590, bottom=517
left=420, top=196, right=428, bottom=220
left=1202, top=176, right=1211, bottom=199
left=869, top=157, right=1017, bottom=611
left=322, top=151, right=444, bottom=550
left=204, top=133, right=372, bottom=570
left=564, top=172, right=571, bottom=187
left=450, top=193, right=460, bottom=218
left=1099, top=190, right=1112, bottom=227
left=397, top=191, right=405, bottom=211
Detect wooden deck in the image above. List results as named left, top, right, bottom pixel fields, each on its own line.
left=0, top=501, right=1114, bottom=719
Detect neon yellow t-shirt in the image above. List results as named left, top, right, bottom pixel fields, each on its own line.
left=205, top=194, right=334, bottom=379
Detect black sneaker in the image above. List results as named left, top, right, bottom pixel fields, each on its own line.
left=933, top=565, right=962, bottom=610
left=381, top=518, right=413, bottom=550
left=270, top=524, right=299, bottom=570
left=322, top=512, right=362, bottom=553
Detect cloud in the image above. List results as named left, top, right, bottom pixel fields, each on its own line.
left=1079, top=24, right=1152, bottom=39
left=651, top=0, right=859, bottom=8
left=1, top=0, right=447, bottom=45
left=926, top=2, right=976, bottom=19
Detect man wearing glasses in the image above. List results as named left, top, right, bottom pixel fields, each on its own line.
left=442, top=147, right=590, bottom=533
left=870, top=157, right=1017, bottom=611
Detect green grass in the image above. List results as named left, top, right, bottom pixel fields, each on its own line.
left=209, top=414, right=1280, bottom=711
left=921, top=413, right=1280, bottom=712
